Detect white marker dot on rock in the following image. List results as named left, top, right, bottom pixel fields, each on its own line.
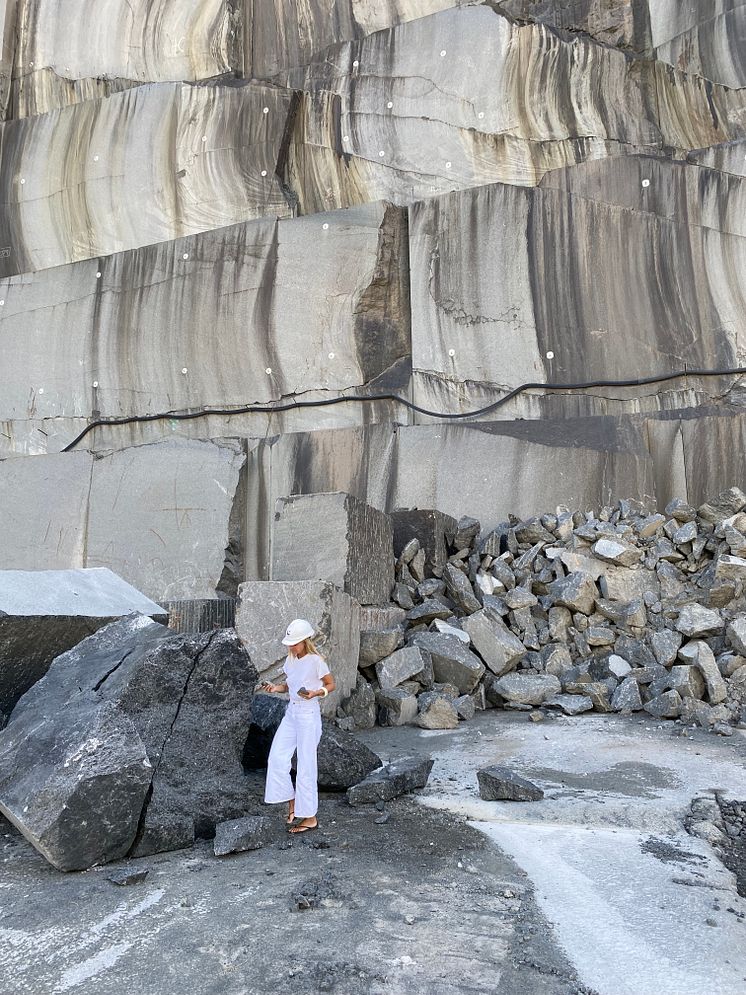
left=20, top=178, right=25, bottom=184
left=352, top=60, right=359, bottom=67
left=92, top=381, right=99, bottom=388
left=93, top=155, right=99, bottom=162
left=448, top=348, right=456, bottom=358
left=445, top=161, right=452, bottom=169
left=182, top=253, right=189, bottom=260
left=440, top=50, right=447, bottom=57
left=642, top=179, right=650, bottom=188
left=38, top=388, right=44, bottom=395
left=263, top=107, right=269, bottom=114
left=478, top=111, right=485, bottom=119
left=202, top=136, right=207, bottom=142
left=261, top=169, right=267, bottom=176
left=379, top=150, right=385, bottom=157
left=322, top=222, right=329, bottom=229
left=387, top=101, right=393, bottom=109
left=265, top=367, right=272, bottom=375
left=0, top=300, right=4, bottom=306
left=181, top=367, right=188, bottom=375
left=328, top=352, right=335, bottom=359
left=96, top=272, right=101, bottom=278
left=546, top=351, right=554, bottom=360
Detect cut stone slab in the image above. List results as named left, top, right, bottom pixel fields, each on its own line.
left=675, top=604, right=724, bottom=638
left=0, top=568, right=166, bottom=715
left=346, top=755, right=434, bottom=806
left=214, top=816, right=274, bottom=856
left=376, top=647, right=432, bottom=689
left=611, top=677, right=644, bottom=712
left=547, top=572, right=597, bottom=615
left=678, top=641, right=727, bottom=705
left=410, top=633, right=485, bottom=693
left=376, top=688, right=419, bottom=727
left=391, top=509, right=457, bottom=576
left=0, top=616, right=257, bottom=871
left=243, top=694, right=382, bottom=789
left=477, top=766, right=544, bottom=802
left=462, top=609, right=525, bottom=676
left=491, top=673, right=561, bottom=706
left=272, top=492, right=393, bottom=605
left=235, top=580, right=359, bottom=717
left=416, top=692, right=459, bottom=730
left=544, top=694, right=594, bottom=716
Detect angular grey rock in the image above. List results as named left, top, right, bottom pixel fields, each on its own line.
left=636, top=514, right=666, bottom=538
left=106, top=867, right=150, bottom=887
left=411, top=633, right=485, bottom=693
left=595, top=597, right=646, bottom=628
left=359, top=628, right=402, bottom=667
left=542, top=642, right=573, bottom=677
left=611, top=678, right=643, bottom=712
left=490, top=559, right=516, bottom=591
left=416, top=692, right=459, bottom=730
left=214, top=816, right=274, bottom=857
left=586, top=626, right=615, bottom=646
left=714, top=555, right=746, bottom=582
left=598, top=565, right=660, bottom=602
left=452, top=516, right=480, bottom=550
left=235, top=580, right=359, bottom=717
left=675, top=604, right=724, bottom=638
left=665, top=499, right=696, bottom=523
left=393, top=584, right=415, bottom=610
left=0, top=617, right=257, bottom=870
left=644, top=690, right=683, bottom=719
left=726, top=618, right=746, bottom=656
left=454, top=695, right=476, bottom=721
left=391, top=509, right=457, bottom=576
left=650, top=629, right=683, bottom=668
left=406, top=599, right=453, bottom=625
left=547, top=572, right=596, bottom=615
left=272, top=493, right=393, bottom=605
left=698, top=488, right=746, bottom=525
left=668, top=665, right=706, bottom=701
left=376, top=647, right=432, bottom=690
left=0, top=567, right=166, bottom=715
left=504, top=588, right=538, bottom=610
left=398, top=538, right=420, bottom=565
left=678, top=641, right=727, bottom=705
left=477, top=766, right=544, bottom=802
left=544, top=694, right=594, bottom=716
left=592, top=539, right=642, bottom=567
left=376, top=688, right=419, bottom=727
left=608, top=655, right=632, bottom=679
left=672, top=521, right=698, bottom=545
left=433, top=619, right=470, bottom=643
left=548, top=606, right=572, bottom=641
left=337, top=676, right=377, bottom=730
left=583, top=682, right=613, bottom=713
left=462, top=609, right=525, bottom=676
left=491, top=673, right=561, bottom=706
left=346, top=755, right=434, bottom=806
left=443, top=563, right=481, bottom=615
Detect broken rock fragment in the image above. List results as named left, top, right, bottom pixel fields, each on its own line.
left=214, top=816, right=274, bottom=856
left=346, top=756, right=434, bottom=806
left=477, top=766, right=544, bottom=802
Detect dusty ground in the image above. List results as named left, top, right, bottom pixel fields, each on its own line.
left=1, top=710, right=745, bottom=995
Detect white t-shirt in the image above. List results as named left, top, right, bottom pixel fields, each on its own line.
left=283, top=653, right=330, bottom=702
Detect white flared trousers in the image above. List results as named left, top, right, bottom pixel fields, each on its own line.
left=264, top=702, right=323, bottom=819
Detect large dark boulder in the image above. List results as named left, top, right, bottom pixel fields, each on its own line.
left=243, top=693, right=382, bottom=789
left=0, top=616, right=257, bottom=871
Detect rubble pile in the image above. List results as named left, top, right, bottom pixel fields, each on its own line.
left=344, top=488, right=746, bottom=734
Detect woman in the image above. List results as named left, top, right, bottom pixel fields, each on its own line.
left=262, top=618, right=336, bottom=834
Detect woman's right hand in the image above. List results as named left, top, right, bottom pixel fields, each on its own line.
left=260, top=681, right=277, bottom=693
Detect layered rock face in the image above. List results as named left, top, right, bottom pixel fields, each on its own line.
left=0, top=1, right=745, bottom=610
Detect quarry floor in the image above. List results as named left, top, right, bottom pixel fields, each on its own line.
left=2, top=713, right=746, bottom=995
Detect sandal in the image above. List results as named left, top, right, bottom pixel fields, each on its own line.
left=289, top=819, right=318, bottom=834
left=286, top=805, right=296, bottom=825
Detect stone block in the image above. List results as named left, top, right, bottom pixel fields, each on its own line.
left=376, top=688, right=419, bottom=727
left=0, top=568, right=166, bottom=715
left=359, top=628, right=403, bottom=667
left=346, top=756, right=434, bottom=806
left=715, top=555, right=746, bottom=582
left=678, top=641, right=727, bottom=705
left=214, top=816, right=274, bottom=856
left=477, top=766, right=543, bottom=802
left=547, top=572, right=597, bottom=615
left=410, top=633, right=485, bottom=693
left=611, top=678, right=644, bottom=712
left=272, top=492, right=393, bottom=606
left=726, top=618, right=746, bottom=657
left=235, top=580, right=360, bottom=717
left=650, top=629, right=683, bottom=667
left=391, top=509, right=457, bottom=576
left=675, top=604, right=724, bottom=638
left=644, top=690, right=683, bottom=719
left=592, top=539, right=642, bottom=567
left=542, top=643, right=574, bottom=677
left=337, top=676, right=377, bottom=731
left=668, top=665, right=706, bottom=700
left=454, top=695, right=476, bottom=721
left=545, top=694, right=594, bottom=716
left=462, top=609, right=525, bottom=676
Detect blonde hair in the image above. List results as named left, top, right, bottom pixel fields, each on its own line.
left=291, top=637, right=324, bottom=659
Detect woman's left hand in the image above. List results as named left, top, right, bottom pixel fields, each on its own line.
left=298, top=689, right=317, bottom=700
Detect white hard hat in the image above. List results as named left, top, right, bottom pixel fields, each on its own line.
left=281, top=618, right=315, bottom=646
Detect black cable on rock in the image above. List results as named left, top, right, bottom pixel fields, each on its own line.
left=61, top=365, right=746, bottom=452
